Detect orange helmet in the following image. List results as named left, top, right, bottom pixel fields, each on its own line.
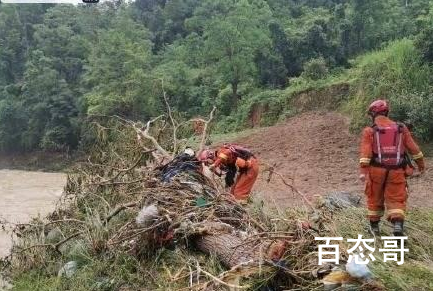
left=198, top=149, right=215, bottom=162
left=368, top=100, right=389, bottom=116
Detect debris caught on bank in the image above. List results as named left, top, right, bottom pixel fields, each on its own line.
left=0, top=101, right=384, bottom=290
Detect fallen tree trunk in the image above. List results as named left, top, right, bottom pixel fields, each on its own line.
left=197, top=234, right=260, bottom=268
left=195, top=233, right=288, bottom=268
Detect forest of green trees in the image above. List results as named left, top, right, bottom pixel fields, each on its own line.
left=1, top=0, right=433, bottom=153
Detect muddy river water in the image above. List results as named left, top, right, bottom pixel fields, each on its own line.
left=0, top=170, right=66, bottom=258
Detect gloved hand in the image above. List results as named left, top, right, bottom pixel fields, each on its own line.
left=359, top=167, right=369, bottom=182
left=416, top=159, right=426, bottom=174
left=208, top=164, right=222, bottom=176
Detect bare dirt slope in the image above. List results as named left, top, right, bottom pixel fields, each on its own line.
left=232, top=111, right=433, bottom=208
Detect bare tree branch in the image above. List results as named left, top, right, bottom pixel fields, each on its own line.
left=135, top=115, right=171, bottom=161
left=160, top=79, right=178, bottom=157
left=198, top=106, right=217, bottom=153
left=96, top=150, right=155, bottom=185
left=262, top=163, right=315, bottom=211
left=104, top=202, right=138, bottom=225
left=14, top=231, right=85, bottom=255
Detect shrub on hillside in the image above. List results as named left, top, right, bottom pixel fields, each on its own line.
left=415, top=25, right=433, bottom=64
left=302, top=57, right=329, bottom=80
left=214, top=89, right=289, bottom=132
left=356, top=39, right=431, bottom=97
left=391, top=91, right=433, bottom=140
left=347, top=39, right=433, bottom=140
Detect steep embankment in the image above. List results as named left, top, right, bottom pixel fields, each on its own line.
left=232, top=112, right=433, bottom=208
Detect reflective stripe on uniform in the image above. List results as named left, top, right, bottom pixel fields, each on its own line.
left=218, top=153, right=228, bottom=160
left=387, top=209, right=405, bottom=217
left=413, top=152, right=424, bottom=160
left=367, top=210, right=384, bottom=216
left=360, top=158, right=371, bottom=164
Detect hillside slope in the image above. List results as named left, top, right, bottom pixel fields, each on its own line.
left=229, top=112, right=433, bottom=208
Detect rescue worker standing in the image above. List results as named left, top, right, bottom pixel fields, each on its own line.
left=359, top=100, right=426, bottom=236
left=198, top=144, right=259, bottom=204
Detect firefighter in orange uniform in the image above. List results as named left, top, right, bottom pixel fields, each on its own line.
left=359, top=100, right=426, bottom=236
left=198, top=144, right=259, bottom=204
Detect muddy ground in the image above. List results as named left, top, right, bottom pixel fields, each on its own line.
left=233, top=111, right=433, bottom=208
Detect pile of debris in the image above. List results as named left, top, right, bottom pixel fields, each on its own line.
left=63, top=142, right=318, bottom=289
left=1, top=106, right=382, bottom=290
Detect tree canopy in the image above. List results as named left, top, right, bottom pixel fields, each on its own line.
left=1, top=0, right=433, bottom=152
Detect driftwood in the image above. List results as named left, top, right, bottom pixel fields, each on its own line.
left=196, top=106, right=216, bottom=153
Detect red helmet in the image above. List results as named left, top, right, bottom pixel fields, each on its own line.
left=198, top=149, right=215, bottom=162
left=368, top=100, right=389, bottom=115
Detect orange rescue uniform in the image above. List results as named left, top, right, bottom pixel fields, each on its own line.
left=213, top=147, right=259, bottom=201
left=359, top=116, right=425, bottom=222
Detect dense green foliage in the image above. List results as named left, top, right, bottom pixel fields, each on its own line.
left=347, top=39, right=433, bottom=136
left=1, top=0, right=433, bottom=152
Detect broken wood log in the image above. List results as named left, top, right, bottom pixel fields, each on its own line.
left=194, top=230, right=288, bottom=268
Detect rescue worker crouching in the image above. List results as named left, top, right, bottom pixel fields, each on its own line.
left=198, top=144, right=259, bottom=205
left=359, top=99, right=426, bottom=236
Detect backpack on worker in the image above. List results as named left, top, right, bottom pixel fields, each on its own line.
left=223, top=144, right=254, bottom=160
left=371, top=122, right=406, bottom=167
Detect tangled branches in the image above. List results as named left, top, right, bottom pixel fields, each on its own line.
left=1, top=97, right=327, bottom=290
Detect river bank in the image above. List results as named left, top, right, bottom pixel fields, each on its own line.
left=0, top=170, right=66, bottom=258
left=0, top=152, right=79, bottom=172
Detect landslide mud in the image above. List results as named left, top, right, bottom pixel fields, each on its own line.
left=234, top=112, right=433, bottom=208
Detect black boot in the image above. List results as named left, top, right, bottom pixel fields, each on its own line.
left=369, top=221, right=380, bottom=236
left=393, top=220, right=404, bottom=236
